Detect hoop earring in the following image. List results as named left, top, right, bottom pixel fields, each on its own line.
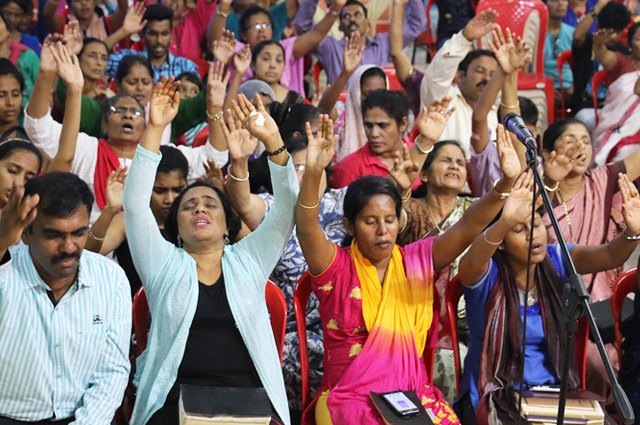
left=177, top=235, right=183, bottom=248
left=224, top=235, right=230, bottom=245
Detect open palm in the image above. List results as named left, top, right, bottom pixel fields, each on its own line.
left=306, top=115, right=336, bottom=172
left=388, top=145, right=419, bottom=191
left=620, top=173, right=640, bottom=235
left=417, top=97, right=454, bottom=142
left=232, top=94, right=281, bottom=149
left=149, top=77, right=181, bottom=128
left=222, top=111, right=259, bottom=161
left=501, top=170, right=534, bottom=226
left=496, top=124, right=521, bottom=179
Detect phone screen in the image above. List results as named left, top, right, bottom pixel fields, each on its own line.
left=382, top=391, right=420, bottom=416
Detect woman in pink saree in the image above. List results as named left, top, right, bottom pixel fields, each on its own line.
left=295, top=115, right=522, bottom=425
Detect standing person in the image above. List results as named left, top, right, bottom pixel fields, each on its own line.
left=124, top=82, right=297, bottom=425
left=0, top=172, right=131, bottom=424
left=293, top=0, right=425, bottom=86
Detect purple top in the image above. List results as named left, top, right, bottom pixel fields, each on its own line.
left=293, top=0, right=426, bottom=85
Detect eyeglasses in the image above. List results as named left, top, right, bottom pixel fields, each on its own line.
left=245, top=22, right=272, bottom=32
left=109, top=105, right=144, bottom=118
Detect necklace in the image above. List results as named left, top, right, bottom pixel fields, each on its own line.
left=519, top=286, right=539, bottom=307
left=557, top=191, right=575, bottom=244
left=424, top=202, right=443, bottom=234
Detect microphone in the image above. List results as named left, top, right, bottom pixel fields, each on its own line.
left=503, top=112, right=537, bottom=151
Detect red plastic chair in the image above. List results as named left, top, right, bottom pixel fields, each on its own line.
left=446, top=275, right=589, bottom=394
left=557, top=49, right=573, bottom=118
left=591, top=69, right=608, bottom=127
left=132, top=281, right=287, bottom=362
left=313, top=62, right=402, bottom=95
left=611, top=267, right=637, bottom=365
left=411, top=0, right=438, bottom=64
left=294, top=271, right=435, bottom=411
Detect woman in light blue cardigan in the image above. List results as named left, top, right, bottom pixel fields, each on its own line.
left=123, top=79, right=298, bottom=425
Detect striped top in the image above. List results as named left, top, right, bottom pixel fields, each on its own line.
left=0, top=244, right=132, bottom=423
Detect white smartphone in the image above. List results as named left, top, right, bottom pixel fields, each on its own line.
left=381, top=391, right=421, bottom=417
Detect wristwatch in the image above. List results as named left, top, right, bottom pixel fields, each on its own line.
left=589, top=8, right=597, bottom=20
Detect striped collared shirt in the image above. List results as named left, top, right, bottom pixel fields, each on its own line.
left=0, top=245, right=131, bottom=423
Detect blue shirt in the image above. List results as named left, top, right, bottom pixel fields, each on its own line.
left=563, top=0, right=598, bottom=33
left=106, top=49, right=198, bottom=82
left=0, top=245, right=131, bottom=423
left=21, top=33, right=41, bottom=56
left=544, top=23, right=575, bottom=89
left=459, top=244, right=573, bottom=408
left=226, top=2, right=291, bottom=41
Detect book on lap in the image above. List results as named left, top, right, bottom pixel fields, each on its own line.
left=179, top=385, right=271, bottom=425
left=514, top=389, right=605, bottom=424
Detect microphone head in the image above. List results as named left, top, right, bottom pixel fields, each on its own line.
left=503, top=112, right=518, bottom=126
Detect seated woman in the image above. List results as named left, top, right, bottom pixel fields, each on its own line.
left=0, top=58, right=26, bottom=139
left=0, top=12, right=38, bottom=106
left=124, top=83, right=297, bottom=425
left=250, top=40, right=306, bottom=106
left=25, top=41, right=228, bottom=222
left=618, top=255, right=640, bottom=421
left=457, top=172, right=640, bottom=424
left=296, top=114, right=522, bottom=424
left=0, top=139, right=42, bottom=216
left=77, top=37, right=112, bottom=100
left=0, top=0, right=40, bottom=56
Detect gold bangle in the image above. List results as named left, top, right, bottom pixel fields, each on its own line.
left=500, top=100, right=520, bottom=109
left=88, top=229, right=106, bottom=242
left=544, top=181, right=559, bottom=192
left=206, top=110, right=222, bottom=121
left=297, top=198, right=320, bottom=209
left=492, top=179, right=511, bottom=200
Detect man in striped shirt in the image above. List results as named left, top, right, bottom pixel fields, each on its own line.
left=0, top=172, right=131, bottom=424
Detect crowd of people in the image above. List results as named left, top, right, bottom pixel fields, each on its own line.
left=1, top=0, right=640, bottom=424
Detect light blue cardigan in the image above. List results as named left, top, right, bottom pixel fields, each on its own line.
left=123, top=145, right=297, bottom=425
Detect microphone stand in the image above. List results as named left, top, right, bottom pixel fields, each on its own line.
left=523, top=147, right=635, bottom=425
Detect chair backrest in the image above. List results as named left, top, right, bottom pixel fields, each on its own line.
left=591, top=69, right=608, bottom=127
left=476, top=0, right=549, bottom=74
left=312, top=61, right=324, bottom=94
left=294, top=271, right=435, bottom=411
left=424, top=0, right=439, bottom=60
left=557, top=49, right=573, bottom=115
left=611, top=267, right=637, bottom=364
left=132, top=281, right=287, bottom=363
left=312, top=62, right=402, bottom=97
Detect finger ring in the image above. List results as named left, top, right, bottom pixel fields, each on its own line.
left=632, top=193, right=639, bottom=198
left=440, top=111, right=446, bottom=116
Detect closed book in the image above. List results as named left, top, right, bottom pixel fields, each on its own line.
left=179, top=385, right=271, bottom=425
left=514, top=391, right=604, bottom=422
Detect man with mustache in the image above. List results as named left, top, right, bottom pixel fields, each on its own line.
left=420, top=9, right=500, bottom=158
left=293, top=0, right=425, bottom=86
left=0, top=172, right=131, bottom=425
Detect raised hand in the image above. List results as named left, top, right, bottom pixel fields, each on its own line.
left=343, top=31, right=364, bottom=74
left=488, top=27, right=530, bottom=75
left=416, top=96, right=455, bottom=143
left=233, top=45, right=252, bottom=76
left=305, top=114, right=336, bottom=173
left=212, top=29, right=237, bottom=65
left=149, top=77, right=181, bottom=128
left=207, top=61, right=230, bottom=111
left=62, top=19, right=83, bottom=55
left=619, top=173, right=640, bottom=236
left=232, top=93, right=281, bottom=149
left=500, top=169, right=535, bottom=227
left=496, top=124, right=520, bottom=180
left=122, top=2, right=147, bottom=35
left=105, top=166, right=127, bottom=213
left=542, top=137, right=582, bottom=183
left=40, top=34, right=61, bottom=74
left=51, top=42, right=83, bottom=90
left=462, top=9, right=499, bottom=41
left=593, top=28, right=619, bottom=47
left=0, top=185, right=39, bottom=250
left=311, top=84, right=328, bottom=107
left=220, top=109, right=259, bottom=162
left=202, top=159, right=225, bottom=191
left=388, top=144, right=419, bottom=192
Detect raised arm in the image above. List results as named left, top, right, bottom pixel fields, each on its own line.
left=26, top=35, right=59, bottom=120
left=206, top=0, right=232, bottom=51
left=0, top=186, right=39, bottom=260
left=223, top=111, right=267, bottom=230
left=85, top=167, right=127, bottom=254
left=573, top=0, right=610, bottom=48
left=432, top=124, right=521, bottom=273
left=42, top=0, right=62, bottom=33
left=401, top=0, right=427, bottom=46
left=205, top=60, right=230, bottom=153
left=296, top=115, right=337, bottom=275
left=285, top=0, right=300, bottom=18
left=592, top=29, right=619, bottom=71
left=292, top=0, right=345, bottom=61
left=389, top=0, right=412, bottom=83
left=458, top=169, right=534, bottom=285
left=108, top=0, right=130, bottom=32
left=570, top=173, right=640, bottom=273
left=224, top=46, right=251, bottom=112
left=105, top=3, right=147, bottom=52
left=48, top=42, right=83, bottom=173
left=292, top=0, right=319, bottom=35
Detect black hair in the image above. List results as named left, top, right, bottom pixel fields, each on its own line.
left=158, top=145, right=188, bottom=180
left=0, top=139, right=43, bottom=173
left=251, top=40, right=285, bottom=68
left=175, top=71, right=203, bottom=91
left=412, top=140, right=465, bottom=198
left=239, top=5, right=274, bottom=40
left=115, top=54, right=154, bottom=84
left=458, top=49, right=496, bottom=74
left=519, top=96, right=539, bottom=127
left=143, top=4, right=174, bottom=29
left=164, top=182, right=242, bottom=246
left=542, top=118, right=589, bottom=152
left=598, top=2, right=631, bottom=31
left=285, top=135, right=308, bottom=155
left=628, top=22, right=640, bottom=48
left=78, top=37, right=108, bottom=59
left=0, top=57, right=24, bottom=92
left=360, top=67, right=386, bottom=89
left=342, top=0, right=367, bottom=18
left=102, top=94, right=146, bottom=122
left=342, top=176, right=402, bottom=247
left=361, top=89, right=409, bottom=126
left=24, top=172, right=94, bottom=218
left=0, top=0, right=32, bottom=14
left=279, top=103, right=320, bottom=141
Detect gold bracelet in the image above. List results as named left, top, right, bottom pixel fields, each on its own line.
left=483, top=229, right=503, bottom=246
left=401, top=189, right=412, bottom=202
left=500, top=100, right=520, bottom=109
left=492, top=179, right=511, bottom=200
left=544, top=181, right=559, bottom=192
left=88, top=229, right=106, bottom=242
left=297, top=198, right=320, bottom=209
left=206, top=110, right=222, bottom=121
